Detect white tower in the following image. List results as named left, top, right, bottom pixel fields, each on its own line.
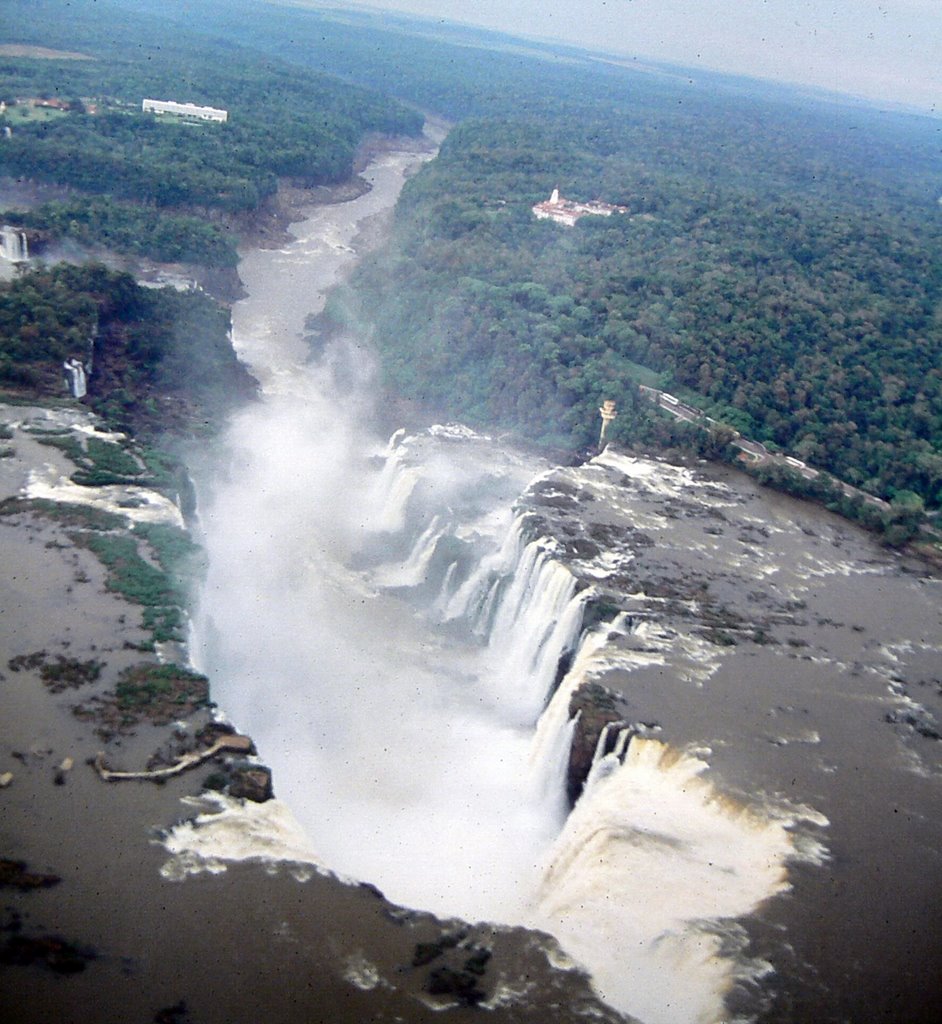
left=599, top=399, right=617, bottom=446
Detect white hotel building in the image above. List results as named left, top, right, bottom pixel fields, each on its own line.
left=142, top=99, right=228, bottom=123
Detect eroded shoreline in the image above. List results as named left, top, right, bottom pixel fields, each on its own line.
left=0, top=134, right=621, bottom=1024
left=4, top=119, right=941, bottom=1024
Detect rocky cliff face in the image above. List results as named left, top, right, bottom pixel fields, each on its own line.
left=0, top=402, right=628, bottom=1024
left=566, top=681, right=634, bottom=805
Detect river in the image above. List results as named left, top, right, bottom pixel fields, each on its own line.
left=187, top=136, right=942, bottom=1024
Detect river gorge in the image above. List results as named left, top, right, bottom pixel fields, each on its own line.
left=168, top=134, right=942, bottom=1024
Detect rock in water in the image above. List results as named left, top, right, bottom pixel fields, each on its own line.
left=228, top=764, right=273, bottom=803
left=566, top=682, right=633, bottom=806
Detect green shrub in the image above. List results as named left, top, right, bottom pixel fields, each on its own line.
left=0, top=497, right=124, bottom=531
left=114, top=663, right=208, bottom=714
left=85, top=436, right=143, bottom=476
left=35, top=433, right=87, bottom=465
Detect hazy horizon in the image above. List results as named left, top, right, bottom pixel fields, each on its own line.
left=290, top=0, right=941, bottom=116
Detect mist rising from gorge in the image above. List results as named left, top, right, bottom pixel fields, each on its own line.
left=184, top=143, right=818, bottom=1024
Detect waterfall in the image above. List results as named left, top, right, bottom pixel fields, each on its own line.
left=531, top=736, right=797, bottom=1024
left=181, top=133, right=834, bottom=1024
left=510, top=601, right=830, bottom=1024
left=192, top=410, right=830, bottom=1024
left=192, top=412, right=828, bottom=1024
left=62, top=358, right=87, bottom=398
left=0, top=225, right=28, bottom=262
left=369, top=446, right=421, bottom=534
left=435, top=510, right=591, bottom=724
left=484, top=549, right=587, bottom=724
left=375, top=514, right=445, bottom=588
left=530, top=613, right=663, bottom=785
left=528, top=616, right=619, bottom=791
left=441, top=514, right=531, bottom=633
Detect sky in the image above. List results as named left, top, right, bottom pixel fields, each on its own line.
left=307, top=1, right=941, bottom=114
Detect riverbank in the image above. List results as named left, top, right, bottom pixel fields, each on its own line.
left=0, top=415, right=610, bottom=1021
left=0, top=127, right=438, bottom=303
left=0, top=133, right=625, bottom=1023
left=233, top=122, right=444, bottom=256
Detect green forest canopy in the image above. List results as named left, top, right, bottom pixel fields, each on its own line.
left=0, top=262, right=255, bottom=436
left=0, top=0, right=422, bottom=263
left=3, top=198, right=240, bottom=269
left=342, top=115, right=942, bottom=511
left=247, top=9, right=939, bottom=511
left=5, top=0, right=942, bottom=513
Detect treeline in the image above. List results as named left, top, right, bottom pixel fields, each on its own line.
left=746, top=460, right=928, bottom=548
left=0, top=0, right=422, bottom=263
left=0, top=53, right=421, bottom=210
left=148, top=0, right=942, bottom=512
left=3, top=198, right=239, bottom=268
left=338, top=109, right=942, bottom=511
left=159, top=0, right=940, bottom=210
left=0, top=262, right=255, bottom=436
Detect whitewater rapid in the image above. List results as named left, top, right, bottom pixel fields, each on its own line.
left=178, top=141, right=835, bottom=1024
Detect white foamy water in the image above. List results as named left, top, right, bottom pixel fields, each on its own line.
left=26, top=464, right=184, bottom=526
left=186, top=139, right=824, bottom=1024
left=161, top=794, right=325, bottom=880
left=532, top=737, right=809, bottom=1024
left=5, top=408, right=184, bottom=527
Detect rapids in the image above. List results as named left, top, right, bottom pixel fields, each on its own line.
left=188, top=138, right=942, bottom=1024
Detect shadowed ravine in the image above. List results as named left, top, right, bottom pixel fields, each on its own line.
left=185, top=139, right=942, bottom=1024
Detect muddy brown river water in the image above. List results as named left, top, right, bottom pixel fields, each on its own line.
left=184, top=129, right=942, bottom=1024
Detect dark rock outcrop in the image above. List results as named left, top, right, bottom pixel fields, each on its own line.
left=0, top=910, right=95, bottom=974
left=0, top=859, right=61, bottom=891
left=227, top=763, right=274, bottom=803
left=412, top=930, right=492, bottom=1007
left=566, top=682, right=632, bottom=806
left=426, top=965, right=486, bottom=1005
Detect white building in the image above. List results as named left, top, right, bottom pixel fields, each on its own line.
left=532, top=188, right=628, bottom=227
left=142, top=99, right=228, bottom=123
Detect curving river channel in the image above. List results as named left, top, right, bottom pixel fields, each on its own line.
left=186, top=135, right=942, bottom=1024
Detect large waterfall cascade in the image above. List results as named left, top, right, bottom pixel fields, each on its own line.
left=188, top=143, right=831, bottom=1024
left=195, top=413, right=821, bottom=1024
left=354, top=437, right=818, bottom=1024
